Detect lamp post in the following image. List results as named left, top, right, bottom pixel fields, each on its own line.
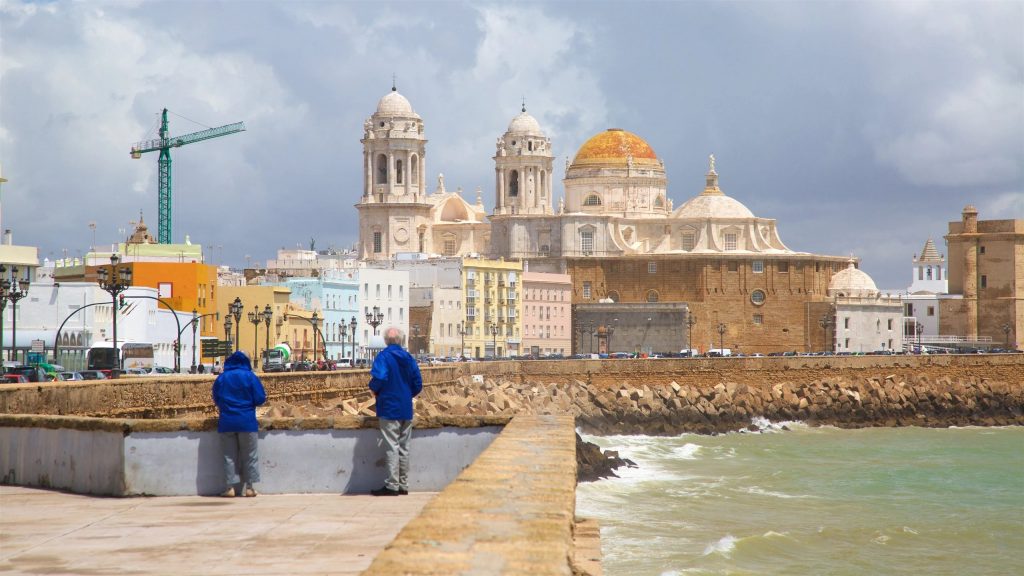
left=0, top=265, right=9, bottom=359
left=716, top=322, right=726, bottom=354
left=686, top=313, right=697, bottom=355
left=311, top=311, right=320, bottom=363
left=348, top=316, right=357, bottom=364
left=489, top=322, right=498, bottom=358
left=339, top=318, right=348, bottom=363
left=230, top=297, right=243, bottom=351
left=184, top=309, right=220, bottom=373
left=97, top=255, right=132, bottom=374
left=262, top=304, right=273, bottom=364
left=247, top=306, right=261, bottom=363
left=459, top=324, right=468, bottom=360
left=4, top=268, right=29, bottom=363
left=412, top=323, right=420, bottom=355
left=366, top=306, right=383, bottom=335
left=915, top=321, right=924, bottom=351
left=819, top=313, right=834, bottom=353
left=1002, top=323, right=1012, bottom=349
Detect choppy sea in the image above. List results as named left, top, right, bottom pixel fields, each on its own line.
left=576, top=422, right=1024, bottom=576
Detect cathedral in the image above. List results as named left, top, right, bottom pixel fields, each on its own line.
left=357, top=87, right=856, bottom=353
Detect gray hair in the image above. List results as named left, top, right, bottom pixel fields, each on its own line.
left=383, top=326, right=405, bottom=346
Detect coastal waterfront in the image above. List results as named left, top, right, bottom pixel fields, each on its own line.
left=577, top=424, right=1024, bottom=576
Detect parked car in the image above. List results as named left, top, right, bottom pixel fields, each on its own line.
left=59, top=371, right=85, bottom=381
left=335, top=359, right=353, bottom=369
left=146, top=366, right=176, bottom=375
left=4, top=365, right=48, bottom=382
left=2, top=373, right=29, bottom=384
left=78, top=370, right=109, bottom=380
left=123, top=368, right=148, bottom=376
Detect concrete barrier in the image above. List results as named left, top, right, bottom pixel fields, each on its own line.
left=0, top=415, right=505, bottom=496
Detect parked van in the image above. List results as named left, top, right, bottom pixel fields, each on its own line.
left=707, top=348, right=733, bottom=357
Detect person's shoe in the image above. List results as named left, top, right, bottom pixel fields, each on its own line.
left=244, top=486, right=258, bottom=497
left=371, top=486, right=400, bottom=496
left=219, top=487, right=235, bottom=498
left=398, top=488, right=409, bottom=495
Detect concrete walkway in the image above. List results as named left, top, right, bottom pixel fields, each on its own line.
left=0, top=486, right=434, bottom=575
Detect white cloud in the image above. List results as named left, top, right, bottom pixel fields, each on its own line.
left=981, top=191, right=1024, bottom=219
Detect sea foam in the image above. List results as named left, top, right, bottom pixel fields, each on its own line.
left=702, top=534, right=738, bottom=556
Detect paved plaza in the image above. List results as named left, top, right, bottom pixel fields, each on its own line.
left=0, top=485, right=433, bottom=575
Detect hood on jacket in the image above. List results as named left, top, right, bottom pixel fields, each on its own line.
left=224, top=350, right=253, bottom=372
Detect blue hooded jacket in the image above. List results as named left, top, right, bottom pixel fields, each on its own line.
left=369, top=344, right=423, bottom=420
left=212, top=351, right=267, bottom=433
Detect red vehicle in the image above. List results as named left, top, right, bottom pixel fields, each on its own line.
left=2, top=374, right=29, bottom=384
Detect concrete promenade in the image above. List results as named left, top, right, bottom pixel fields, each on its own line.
left=0, top=485, right=433, bottom=575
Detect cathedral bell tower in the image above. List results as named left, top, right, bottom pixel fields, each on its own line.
left=493, top=105, right=554, bottom=216
left=357, top=85, right=432, bottom=260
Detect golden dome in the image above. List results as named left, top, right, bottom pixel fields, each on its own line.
left=571, top=128, right=660, bottom=167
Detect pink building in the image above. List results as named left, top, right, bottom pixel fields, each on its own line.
left=521, top=271, right=573, bottom=356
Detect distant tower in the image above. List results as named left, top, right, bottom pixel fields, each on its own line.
left=357, top=84, right=432, bottom=260
left=909, top=238, right=947, bottom=294
left=494, top=103, right=554, bottom=216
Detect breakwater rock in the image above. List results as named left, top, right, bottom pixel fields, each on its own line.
left=413, top=371, right=1023, bottom=436
left=576, top=433, right=636, bottom=482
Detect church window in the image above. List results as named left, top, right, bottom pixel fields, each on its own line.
left=654, top=196, right=665, bottom=209
left=752, top=260, right=764, bottom=273
left=750, top=290, right=766, bottom=305
left=396, top=159, right=403, bottom=184
left=583, top=282, right=592, bottom=299
left=753, top=314, right=763, bottom=325
left=887, top=319, right=893, bottom=330
left=681, top=233, right=695, bottom=251
left=443, top=238, right=457, bottom=256
left=980, top=275, right=987, bottom=289
left=728, top=261, right=738, bottom=272
left=778, top=261, right=789, bottom=273
left=724, top=233, right=737, bottom=251
left=648, top=261, right=657, bottom=274
left=509, top=171, right=519, bottom=197
left=376, top=155, right=388, bottom=184
left=580, top=230, right=594, bottom=254
left=926, top=267, right=932, bottom=280
left=373, top=232, right=382, bottom=253
left=844, top=317, right=850, bottom=329
left=528, top=141, right=533, bottom=152
left=583, top=194, right=602, bottom=206
left=646, top=290, right=659, bottom=303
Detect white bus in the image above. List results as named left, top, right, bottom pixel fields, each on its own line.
left=87, top=341, right=155, bottom=373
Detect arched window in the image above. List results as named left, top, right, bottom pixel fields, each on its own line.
left=528, top=141, right=533, bottom=152
left=926, top=266, right=933, bottom=280
left=376, top=154, right=388, bottom=184
left=654, top=195, right=665, bottom=208
left=646, top=290, right=659, bottom=303
left=396, top=159, right=404, bottom=184
left=509, top=170, right=519, bottom=197
left=583, top=194, right=602, bottom=206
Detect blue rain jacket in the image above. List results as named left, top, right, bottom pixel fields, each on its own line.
left=212, top=351, right=267, bottom=433
left=369, top=344, right=423, bottom=420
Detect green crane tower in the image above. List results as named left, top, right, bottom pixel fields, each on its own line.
left=130, top=109, right=245, bottom=244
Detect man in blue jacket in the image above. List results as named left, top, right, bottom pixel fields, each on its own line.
left=368, top=326, right=423, bottom=496
left=212, top=351, right=267, bottom=497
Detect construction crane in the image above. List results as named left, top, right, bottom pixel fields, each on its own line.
left=130, top=108, right=245, bottom=244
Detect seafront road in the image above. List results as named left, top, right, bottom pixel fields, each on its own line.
left=0, top=485, right=433, bottom=575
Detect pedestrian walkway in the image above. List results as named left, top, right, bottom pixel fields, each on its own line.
left=0, top=485, right=434, bottom=575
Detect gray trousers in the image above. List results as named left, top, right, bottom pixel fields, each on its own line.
left=380, top=419, right=413, bottom=491
left=220, top=432, right=260, bottom=489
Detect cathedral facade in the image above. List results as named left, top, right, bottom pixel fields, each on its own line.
left=357, top=88, right=857, bottom=353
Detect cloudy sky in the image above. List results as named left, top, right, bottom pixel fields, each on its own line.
left=1, top=0, right=1021, bottom=289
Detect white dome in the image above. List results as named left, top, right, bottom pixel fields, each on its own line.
left=507, top=110, right=543, bottom=135
left=673, top=194, right=755, bottom=219
left=829, top=261, right=878, bottom=296
left=376, top=90, right=417, bottom=117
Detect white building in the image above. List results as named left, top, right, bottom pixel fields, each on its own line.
left=354, top=267, right=410, bottom=357
left=371, top=257, right=464, bottom=358
left=829, top=261, right=904, bottom=353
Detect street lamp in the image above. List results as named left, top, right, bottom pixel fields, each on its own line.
left=311, top=311, right=320, bottom=363
left=412, top=323, right=420, bottom=354
left=230, top=297, right=243, bottom=351
left=184, top=309, right=220, bottom=373
left=262, top=304, right=273, bottom=364
left=716, top=322, right=726, bottom=354
left=916, top=322, right=924, bottom=351
left=818, top=313, right=835, bottom=353
left=686, top=313, right=697, bottom=354
left=4, top=268, right=29, bottom=363
left=366, top=306, right=383, bottom=335
left=488, top=322, right=499, bottom=358
left=97, top=255, right=132, bottom=374
left=0, top=266, right=9, bottom=359
left=459, top=323, right=469, bottom=360
left=348, top=316, right=357, bottom=364
left=1002, top=323, right=1012, bottom=349
left=247, top=306, right=261, bottom=363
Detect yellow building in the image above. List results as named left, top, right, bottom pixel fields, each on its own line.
left=215, top=286, right=294, bottom=364
left=462, top=257, right=522, bottom=358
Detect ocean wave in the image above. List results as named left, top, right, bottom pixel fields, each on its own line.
left=749, top=416, right=808, bottom=432
left=739, top=485, right=817, bottom=499
left=671, top=443, right=703, bottom=460
left=702, top=534, right=737, bottom=556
